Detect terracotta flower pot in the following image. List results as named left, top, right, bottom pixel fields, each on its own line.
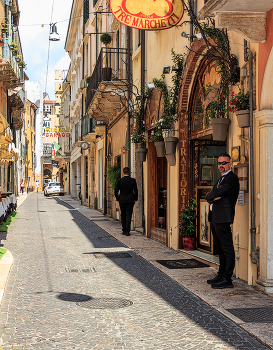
left=235, top=109, right=250, bottom=128
left=154, top=141, right=165, bottom=157
left=136, top=148, right=147, bottom=162
left=164, top=137, right=178, bottom=155
left=183, top=237, right=195, bottom=251
left=210, top=118, right=230, bottom=141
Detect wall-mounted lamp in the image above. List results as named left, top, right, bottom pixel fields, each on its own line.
left=49, top=23, right=60, bottom=41
left=181, top=31, right=203, bottom=40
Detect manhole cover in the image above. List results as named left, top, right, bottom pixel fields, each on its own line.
left=57, top=293, right=92, bottom=302
left=65, top=267, right=96, bottom=273
left=226, top=307, right=273, bottom=323
left=94, top=252, right=132, bottom=259
left=76, top=297, right=133, bottom=309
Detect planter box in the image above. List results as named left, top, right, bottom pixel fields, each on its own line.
left=210, top=118, right=230, bottom=141
left=154, top=141, right=165, bottom=157
left=235, top=109, right=250, bottom=128
left=136, top=148, right=147, bottom=162
left=183, top=237, right=195, bottom=251
left=164, top=137, right=178, bottom=155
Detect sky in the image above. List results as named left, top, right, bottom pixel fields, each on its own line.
left=18, top=0, right=73, bottom=100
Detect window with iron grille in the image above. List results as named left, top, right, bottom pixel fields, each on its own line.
left=84, top=0, right=89, bottom=25
left=93, top=0, right=99, bottom=6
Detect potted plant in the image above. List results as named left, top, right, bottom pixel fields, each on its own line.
left=178, top=198, right=198, bottom=251
left=100, top=33, right=112, bottom=81
left=18, top=60, right=26, bottom=68
left=132, top=132, right=147, bottom=162
left=16, top=54, right=22, bottom=62
left=1, top=21, right=7, bottom=32
left=9, top=41, right=16, bottom=49
left=0, top=37, right=4, bottom=46
left=229, top=90, right=250, bottom=128
left=86, top=76, right=91, bottom=85
left=205, top=87, right=230, bottom=141
left=149, top=120, right=165, bottom=157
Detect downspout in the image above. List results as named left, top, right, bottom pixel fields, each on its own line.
left=103, top=126, right=108, bottom=215
left=127, top=26, right=132, bottom=168
left=141, top=29, right=145, bottom=234
left=245, top=41, right=258, bottom=273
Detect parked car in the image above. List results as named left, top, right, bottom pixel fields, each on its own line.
left=43, top=178, right=51, bottom=189
left=44, top=182, right=64, bottom=196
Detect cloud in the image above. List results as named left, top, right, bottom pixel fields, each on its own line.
left=125, top=0, right=172, bottom=17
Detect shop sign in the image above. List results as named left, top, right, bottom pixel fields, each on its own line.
left=110, top=0, right=184, bottom=31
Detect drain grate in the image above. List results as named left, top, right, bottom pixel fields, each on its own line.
left=93, top=252, right=132, bottom=259
left=65, top=267, right=96, bottom=273
left=76, top=297, right=133, bottom=309
left=226, top=307, right=273, bottom=323
left=156, top=259, right=209, bottom=269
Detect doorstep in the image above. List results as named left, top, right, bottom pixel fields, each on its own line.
left=178, top=248, right=219, bottom=270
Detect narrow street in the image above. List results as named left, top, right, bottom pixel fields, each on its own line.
left=0, top=193, right=268, bottom=350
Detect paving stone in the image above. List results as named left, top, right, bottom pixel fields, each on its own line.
left=0, top=193, right=269, bottom=349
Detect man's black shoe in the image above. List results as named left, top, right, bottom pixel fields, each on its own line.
left=125, top=232, right=130, bottom=236
left=122, top=231, right=126, bottom=235
left=207, top=275, right=223, bottom=284
left=211, top=278, right=234, bottom=289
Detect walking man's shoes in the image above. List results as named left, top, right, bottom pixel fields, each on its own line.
left=125, top=232, right=130, bottom=236
left=122, top=231, right=126, bottom=235
left=207, top=275, right=223, bottom=284
left=211, top=278, right=234, bottom=289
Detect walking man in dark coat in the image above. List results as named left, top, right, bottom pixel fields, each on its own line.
left=115, top=167, right=138, bottom=236
left=206, top=153, right=240, bottom=289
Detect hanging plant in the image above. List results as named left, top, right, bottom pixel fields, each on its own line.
left=178, top=198, right=198, bottom=238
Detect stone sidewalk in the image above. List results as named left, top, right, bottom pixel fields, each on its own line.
left=58, top=195, right=273, bottom=349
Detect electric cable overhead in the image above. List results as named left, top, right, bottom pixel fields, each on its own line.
left=45, top=0, right=55, bottom=96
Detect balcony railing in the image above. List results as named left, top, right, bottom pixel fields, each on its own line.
left=0, top=40, right=23, bottom=87
left=86, top=47, right=128, bottom=112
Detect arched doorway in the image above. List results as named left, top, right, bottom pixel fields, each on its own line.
left=145, top=88, right=168, bottom=244
left=179, top=55, right=227, bottom=252
left=43, top=168, right=52, bottom=178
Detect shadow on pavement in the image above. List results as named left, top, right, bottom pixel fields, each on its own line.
left=53, top=197, right=267, bottom=350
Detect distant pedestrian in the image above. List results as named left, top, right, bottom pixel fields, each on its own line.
left=20, top=180, right=24, bottom=194
left=205, top=153, right=240, bottom=289
left=36, top=181, right=39, bottom=193
left=115, top=167, right=138, bottom=236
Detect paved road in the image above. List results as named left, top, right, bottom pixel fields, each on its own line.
left=0, top=193, right=268, bottom=349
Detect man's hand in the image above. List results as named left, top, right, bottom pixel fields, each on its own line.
left=213, top=197, right=221, bottom=201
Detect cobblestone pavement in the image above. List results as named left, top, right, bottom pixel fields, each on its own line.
left=0, top=193, right=270, bottom=349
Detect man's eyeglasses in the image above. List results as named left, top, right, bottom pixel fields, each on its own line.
left=217, top=161, right=229, bottom=165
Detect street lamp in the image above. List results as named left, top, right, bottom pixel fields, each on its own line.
left=49, top=23, right=60, bottom=41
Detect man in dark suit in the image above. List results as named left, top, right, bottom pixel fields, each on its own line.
left=115, top=167, right=138, bottom=236
left=205, top=153, right=240, bottom=289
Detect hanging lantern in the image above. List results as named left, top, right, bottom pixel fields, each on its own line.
left=49, top=23, right=60, bottom=41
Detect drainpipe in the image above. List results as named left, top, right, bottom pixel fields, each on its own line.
left=127, top=26, right=132, bottom=168
left=245, top=43, right=258, bottom=272
left=103, top=125, right=108, bottom=215
left=141, top=29, right=145, bottom=235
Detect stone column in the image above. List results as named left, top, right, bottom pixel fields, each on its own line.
left=255, top=110, right=273, bottom=294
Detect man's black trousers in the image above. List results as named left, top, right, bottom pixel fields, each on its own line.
left=211, top=220, right=235, bottom=280
left=119, top=202, right=134, bottom=233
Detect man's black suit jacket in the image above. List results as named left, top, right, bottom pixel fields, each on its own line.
left=115, top=176, right=138, bottom=204
left=206, top=171, right=240, bottom=223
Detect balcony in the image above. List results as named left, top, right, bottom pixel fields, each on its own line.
left=200, top=0, right=271, bottom=42
left=0, top=41, right=24, bottom=88
left=86, top=47, right=128, bottom=124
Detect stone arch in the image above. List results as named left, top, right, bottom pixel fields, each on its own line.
left=179, top=40, right=208, bottom=113
left=260, top=46, right=273, bottom=110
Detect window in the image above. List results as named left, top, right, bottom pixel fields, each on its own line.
left=84, top=0, right=89, bottom=25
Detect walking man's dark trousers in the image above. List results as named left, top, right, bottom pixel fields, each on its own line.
left=115, top=174, right=138, bottom=236
left=206, top=171, right=239, bottom=287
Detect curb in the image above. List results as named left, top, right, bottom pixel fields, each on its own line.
left=0, top=250, right=13, bottom=306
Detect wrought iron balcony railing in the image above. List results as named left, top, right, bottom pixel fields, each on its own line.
left=0, top=40, right=24, bottom=88
left=86, top=47, right=128, bottom=112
